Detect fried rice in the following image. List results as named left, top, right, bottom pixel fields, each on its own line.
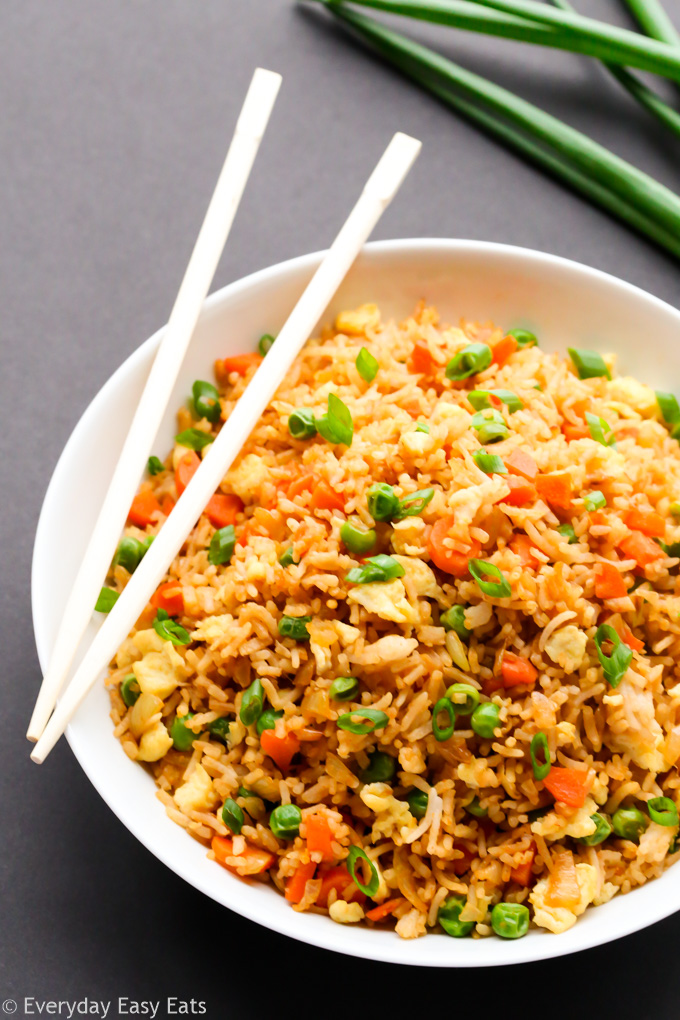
left=105, top=300, right=680, bottom=941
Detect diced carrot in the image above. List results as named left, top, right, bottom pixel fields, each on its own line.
left=616, top=619, right=644, bottom=653
left=175, top=450, right=201, bottom=497
left=260, top=729, right=300, bottom=773
left=594, top=562, right=628, bottom=600
left=509, top=534, right=540, bottom=570
left=491, top=335, right=517, bottom=367
left=452, top=843, right=475, bottom=876
left=287, top=473, right=318, bottom=500
left=624, top=508, right=665, bottom=538
left=285, top=861, right=317, bottom=904
left=590, top=511, right=607, bottom=526
left=211, top=835, right=275, bottom=875
left=428, top=516, right=480, bottom=577
left=205, top=493, right=244, bottom=529
left=409, top=339, right=436, bottom=375
left=499, top=475, right=537, bottom=507
left=481, top=675, right=504, bottom=696
left=543, top=767, right=592, bottom=808
left=150, top=580, right=184, bottom=616
left=161, top=495, right=176, bottom=516
left=510, top=842, right=536, bottom=886
left=215, top=352, right=262, bottom=380
left=505, top=448, right=538, bottom=480
left=128, top=490, right=162, bottom=527
left=317, top=866, right=365, bottom=907
left=618, top=530, right=665, bottom=568
left=306, top=815, right=336, bottom=862
left=365, top=897, right=406, bottom=922
left=562, top=421, right=589, bottom=442
left=310, top=479, right=345, bottom=513
left=500, top=651, right=537, bottom=688
left=536, top=473, right=572, bottom=509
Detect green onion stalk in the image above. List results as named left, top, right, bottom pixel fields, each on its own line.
left=621, top=0, right=680, bottom=47
left=311, top=1, right=680, bottom=258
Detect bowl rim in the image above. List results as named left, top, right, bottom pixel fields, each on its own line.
left=31, top=236, right=680, bottom=967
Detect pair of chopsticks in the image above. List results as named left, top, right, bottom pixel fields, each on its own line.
left=29, top=66, right=422, bottom=763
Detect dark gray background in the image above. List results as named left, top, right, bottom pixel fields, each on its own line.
left=3, top=0, right=680, bottom=1016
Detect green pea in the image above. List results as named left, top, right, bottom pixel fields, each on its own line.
left=491, top=902, right=530, bottom=939
left=270, top=803, right=302, bottom=840
left=367, top=482, right=400, bottom=522
left=329, top=676, right=359, bottom=701
left=278, top=615, right=311, bottom=641
left=222, top=798, right=244, bottom=835
left=360, top=750, right=397, bottom=783
left=113, top=535, right=148, bottom=575
left=257, top=708, right=283, bottom=736
left=438, top=895, right=475, bottom=937
left=207, top=717, right=231, bottom=744
left=120, top=674, right=140, bottom=708
left=577, top=813, right=613, bottom=846
left=445, top=683, right=480, bottom=715
left=471, top=702, right=501, bottom=739
left=240, top=678, right=265, bottom=726
left=258, top=333, right=276, bottom=356
left=466, top=796, right=488, bottom=818
left=288, top=409, right=317, bottom=440
left=440, top=605, right=470, bottom=640
left=612, top=806, right=649, bottom=842
left=192, top=380, right=221, bottom=423
left=340, top=520, right=377, bottom=555
left=407, top=789, right=429, bottom=819
left=170, top=712, right=198, bottom=751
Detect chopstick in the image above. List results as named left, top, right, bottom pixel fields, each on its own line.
left=31, top=130, right=421, bottom=764
left=27, top=67, right=282, bottom=743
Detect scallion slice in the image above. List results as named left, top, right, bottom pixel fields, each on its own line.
left=95, top=587, right=119, bottom=613
left=346, top=845, right=380, bottom=897
left=337, top=708, right=389, bottom=734
left=469, top=389, right=523, bottom=413
left=356, top=346, right=379, bottom=382
left=147, top=456, right=164, bottom=476
left=345, top=554, right=405, bottom=584
left=316, top=392, right=353, bottom=446
left=208, top=524, right=236, bottom=566
left=584, top=490, right=606, bottom=511
left=530, top=731, right=551, bottom=780
left=568, top=348, right=611, bottom=380
left=647, top=796, right=679, bottom=827
left=557, top=523, right=578, bottom=544
left=445, top=343, right=492, bottom=380
left=153, top=608, right=190, bottom=646
left=395, top=488, right=435, bottom=519
left=469, top=559, right=512, bottom=598
left=471, top=408, right=509, bottom=444
left=432, top=697, right=456, bottom=741
left=175, top=428, right=215, bottom=451
left=656, top=391, right=680, bottom=426
left=585, top=412, right=616, bottom=448
left=508, top=328, right=538, bottom=349
left=473, top=451, right=507, bottom=474
left=594, top=623, right=633, bottom=688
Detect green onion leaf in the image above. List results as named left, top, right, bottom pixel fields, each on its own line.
left=432, top=697, right=456, bottom=741
left=257, top=708, right=283, bottom=736
left=470, top=408, right=508, bottom=445
left=367, top=482, right=400, bottom=522
left=175, top=428, right=215, bottom=451
left=469, top=559, right=512, bottom=598
left=584, top=490, right=607, bottom=511
left=469, top=389, right=523, bottom=413
left=557, top=523, right=578, bottom=544
left=278, top=615, right=311, bottom=642
left=337, top=707, right=389, bottom=734
left=659, top=540, right=680, bottom=557
left=208, top=524, right=236, bottom=566
left=395, top=488, right=435, bottom=519
left=415, top=421, right=430, bottom=433
left=288, top=408, right=317, bottom=440
left=670, top=502, right=680, bottom=518
left=278, top=546, right=297, bottom=567
left=576, top=813, right=613, bottom=846
left=466, top=796, right=488, bottom=818
left=316, top=392, right=353, bottom=446
left=656, top=391, right=680, bottom=426
left=345, top=553, right=405, bottom=584
left=647, top=796, right=679, bottom=827
left=346, top=846, right=380, bottom=897
left=208, top=717, right=231, bottom=744
left=222, top=798, right=245, bottom=834
left=192, top=380, right=221, bottom=423
left=568, top=348, right=611, bottom=380
left=153, top=608, right=190, bottom=646
left=445, top=343, right=491, bottom=381
left=530, top=731, right=551, bottom=780
left=147, top=456, right=164, bottom=476
left=594, top=623, right=633, bottom=688
left=95, top=587, right=119, bottom=613
left=356, top=346, right=379, bottom=382
left=473, top=451, right=507, bottom=474
left=508, top=328, right=538, bottom=349
left=120, top=675, right=140, bottom=707
left=258, top=333, right=276, bottom=357
left=585, top=412, right=616, bottom=448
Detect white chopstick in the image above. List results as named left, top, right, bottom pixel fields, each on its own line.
left=31, top=131, right=421, bottom=764
left=27, top=68, right=282, bottom=743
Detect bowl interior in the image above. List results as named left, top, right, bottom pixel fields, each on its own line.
left=32, top=239, right=680, bottom=966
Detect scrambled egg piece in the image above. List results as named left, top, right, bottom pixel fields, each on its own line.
left=544, top=625, right=588, bottom=673
left=174, top=764, right=220, bottom=814
left=431, top=400, right=471, bottom=441
left=447, top=477, right=508, bottom=530
left=637, top=821, right=676, bottom=863
left=137, top=721, right=173, bottom=762
left=191, top=614, right=235, bottom=645
left=225, top=453, right=269, bottom=502
left=392, top=555, right=440, bottom=598
left=391, top=517, right=427, bottom=556
left=309, top=619, right=341, bottom=673
left=531, top=797, right=598, bottom=841
left=605, top=676, right=666, bottom=773
left=607, top=377, right=657, bottom=417
left=132, top=641, right=187, bottom=699
left=458, top=758, right=500, bottom=788
left=530, top=863, right=599, bottom=934
left=353, top=635, right=418, bottom=664
left=335, top=303, right=380, bottom=336
left=329, top=901, right=365, bottom=924
left=360, top=782, right=416, bottom=843
left=347, top=578, right=417, bottom=625
left=132, top=628, right=166, bottom=655
left=400, top=429, right=435, bottom=457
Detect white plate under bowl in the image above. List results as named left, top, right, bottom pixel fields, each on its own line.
left=32, top=239, right=680, bottom=966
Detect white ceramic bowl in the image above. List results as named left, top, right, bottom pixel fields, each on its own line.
left=32, top=239, right=680, bottom=967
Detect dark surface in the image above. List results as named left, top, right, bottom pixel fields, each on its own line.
left=2, top=0, right=680, bottom=1016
